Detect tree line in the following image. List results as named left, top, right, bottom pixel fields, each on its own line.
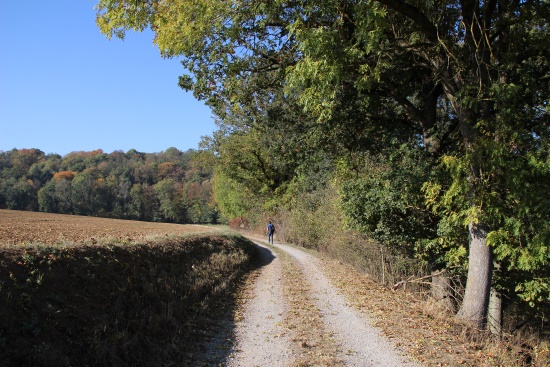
left=0, top=147, right=218, bottom=224
left=95, top=0, right=549, bottom=335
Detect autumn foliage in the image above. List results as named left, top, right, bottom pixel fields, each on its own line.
left=0, top=147, right=218, bottom=224
left=229, top=216, right=250, bottom=230
left=53, top=171, right=76, bottom=181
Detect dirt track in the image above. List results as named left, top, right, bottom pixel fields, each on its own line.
left=201, top=236, right=419, bottom=367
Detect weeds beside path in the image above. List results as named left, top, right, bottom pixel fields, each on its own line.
left=246, top=235, right=548, bottom=367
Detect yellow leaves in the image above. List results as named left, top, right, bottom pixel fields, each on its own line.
left=96, top=0, right=230, bottom=57
left=442, top=154, right=459, bottom=168
left=422, top=181, right=441, bottom=212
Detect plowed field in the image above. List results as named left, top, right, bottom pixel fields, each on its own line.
left=0, top=209, right=210, bottom=245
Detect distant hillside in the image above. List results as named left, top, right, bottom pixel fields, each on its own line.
left=0, top=147, right=218, bottom=224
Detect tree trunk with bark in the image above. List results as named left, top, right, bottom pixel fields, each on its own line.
left=431, top=270, right=454, bottom=313
left=456, top=223, right=493, bottom=328
left=488, top=288, right=502, bottom=336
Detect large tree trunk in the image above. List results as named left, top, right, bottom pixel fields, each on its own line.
left=488, top=288, right=502, bottom=336
left=456, top=223, right=493, bottom=328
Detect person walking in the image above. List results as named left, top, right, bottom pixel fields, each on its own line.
left=266, top=221, right=275, bottom=244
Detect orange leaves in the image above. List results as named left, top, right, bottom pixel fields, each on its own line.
left=53, top=171, right=76, bottom=181
left=156, top=161, right=176, bottom=179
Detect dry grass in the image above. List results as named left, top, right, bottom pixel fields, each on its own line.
left=318, top=256, right=550, bottom=367
left=0, top=210, right=256, bottom=367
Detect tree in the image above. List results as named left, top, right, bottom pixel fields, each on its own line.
left=10, top=149, right=45, bottom=179
left=154, top=178, right=183, bottom=222
left=185, top=180, right=216, bottom=223
left=337, top=145, right=438, bottom=259
left=156, top=161, right=176, bottom=181
left=0, top=178, right=37, bottom=211
left=211, top=168, right=252, bottom=221
left=128, top=183, right=145, bottom=220
left=28, top=160, right=59, bottom=185
left=53, top=178, right=73, bottom=214
left=71, top=170, right=107, bottom=216
left=1, top=147, right=218, bottom=224
left=96, top=0, right=549, bottom=327
left=53, top=171, right=76, bottom=181
left=38, top=180, right=57, bottom=213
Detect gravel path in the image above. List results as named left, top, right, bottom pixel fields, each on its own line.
left=226, top=243, right=293, bottom=367
left=204, top=236, right=419, bottom=367
left=272, top=242, right=419, bottom=367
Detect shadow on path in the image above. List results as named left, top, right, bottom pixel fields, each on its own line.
left=192, top=238, right=277, bottom=366
left=252, top=240, right=276, bottom=266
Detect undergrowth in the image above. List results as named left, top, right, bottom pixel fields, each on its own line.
left=244, top=180, right=549, bottom=366
left=0, top=232, right=256, bottom=366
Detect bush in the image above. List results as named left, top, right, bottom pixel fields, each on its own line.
left=272, top=183, right=426, bottom=287
left=229, top=217, right=250, bottom=230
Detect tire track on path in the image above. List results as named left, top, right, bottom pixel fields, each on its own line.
left=201, top=236, right=419, bottom=366
left=247, top=236, right=419, bottom=367
left=226, top=242, right=293, bottom=367
left=274, top=242, right=419, bottom=367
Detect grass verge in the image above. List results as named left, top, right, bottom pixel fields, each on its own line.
left=319, top=256, right=550, bottom=367
left=0, top=231, right=256, bottom=366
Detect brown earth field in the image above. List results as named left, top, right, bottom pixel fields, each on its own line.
left=0, top=209, right=256, bottom=367
left=0, top=209, right=210, bottom=245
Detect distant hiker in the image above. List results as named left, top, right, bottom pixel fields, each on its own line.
left=266, top=221, right=275, bottom=244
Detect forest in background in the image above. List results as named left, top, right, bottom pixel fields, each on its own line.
left=0, top=147, right=217, bottom=224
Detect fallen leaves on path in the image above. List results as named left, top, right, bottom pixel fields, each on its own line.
left=275, top=247, right=344, bottom=367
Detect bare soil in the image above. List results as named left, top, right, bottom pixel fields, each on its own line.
left=0, top=209, right=208, bottom=245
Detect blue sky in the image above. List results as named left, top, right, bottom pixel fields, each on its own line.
left=0, top=1, right=216, bottom=157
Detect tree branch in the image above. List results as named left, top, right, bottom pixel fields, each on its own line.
left=374, top=0, right=438, bottom=43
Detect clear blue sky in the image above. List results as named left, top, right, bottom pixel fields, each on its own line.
left=0, top=1, right=216, bottom=157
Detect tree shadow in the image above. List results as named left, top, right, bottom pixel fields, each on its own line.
left=191, top=239, right=276, bottom=366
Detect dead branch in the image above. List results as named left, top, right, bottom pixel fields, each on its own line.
left=392, top=269, right=448, bottom=291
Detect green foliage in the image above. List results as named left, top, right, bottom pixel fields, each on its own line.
left=154, top=178, right=181, bottom=222
left=212, top=168, right=251, bottom=221
left=205, top=89, right=318, bottom=221
left=71, top=170, right=105, bottom=216
left=1, top=148, right=218, bottom=224
left=337, top=145, right=439, bottom=261
left=92, top=0, right=550, bottom=324
left=424, top=129, right=550, bottom=305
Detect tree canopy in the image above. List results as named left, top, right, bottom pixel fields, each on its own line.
left=95, top=0, right=549, bottom=327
